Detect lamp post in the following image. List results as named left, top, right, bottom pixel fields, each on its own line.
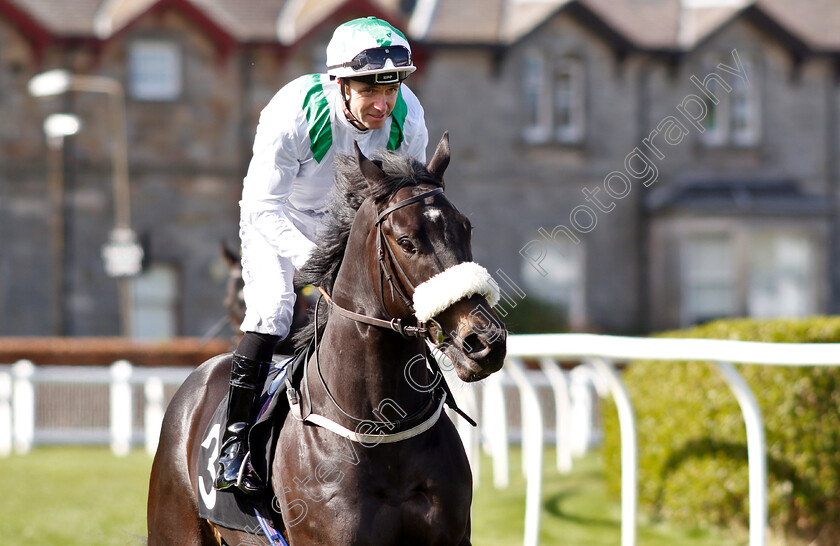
left=29, top=69, right=142, bottom=337
left=42, top=113, right=81, bottom=336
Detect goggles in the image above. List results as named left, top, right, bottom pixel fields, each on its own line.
left=329, top=46, right=412, bottom=72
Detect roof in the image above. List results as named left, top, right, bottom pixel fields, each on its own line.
left=1, top=0, right=838, bottom=53
left=645, top=180, right=833, bottom=216
left=408, top=0, right=840, bottom=53
left=4, top=0, right=102, bottom=36
left=0, top=0, right=405, bottom=44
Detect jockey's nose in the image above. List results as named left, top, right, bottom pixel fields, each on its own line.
left=373, top=94, right=387, bottom=112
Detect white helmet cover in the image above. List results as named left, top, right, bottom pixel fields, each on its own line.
left=326, top=17, right=416, bottom=81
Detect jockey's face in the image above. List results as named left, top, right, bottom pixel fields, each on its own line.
left=342, top=78, right=401, bottom=130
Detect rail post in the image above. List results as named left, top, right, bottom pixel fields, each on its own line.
left=481, top=369, right=510, bottom=488
left=12, top=359, right=35, bottom=454
left=506, top=357, right=543, bottom=546
left=715, top=361, right=767, bottom=546
left=539, top=357, right=573, bottom=473
left=589, top=356, right=637, bottom=546
left=0, top=371, right=11, bottom=456
left=144, top=376, right=164, bottom=456
left=110, top=360, right=133, bottom=456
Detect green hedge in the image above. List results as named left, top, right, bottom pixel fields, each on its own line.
left=602, top=317, right=840, bottom=544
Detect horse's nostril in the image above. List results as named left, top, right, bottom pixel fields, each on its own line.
left=462, top=333, right=485, bottom=355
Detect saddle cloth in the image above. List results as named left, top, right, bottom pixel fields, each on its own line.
left=196, top=351, right=304, bottom=536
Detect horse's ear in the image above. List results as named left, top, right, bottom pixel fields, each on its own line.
left=355, top=141, right=388, bottom=189
left=426, top=132, right=450, bottom=187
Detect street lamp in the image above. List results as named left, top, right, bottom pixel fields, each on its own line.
left=43, top=113, right=81, bottom=336
left=29, top=69, right=142, bottom=337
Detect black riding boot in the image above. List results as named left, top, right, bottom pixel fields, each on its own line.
left=213, top=353, right=267, bottom=494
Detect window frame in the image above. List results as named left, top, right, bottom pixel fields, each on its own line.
left=128, top=38, right=183, bottom=102
left=698, top=52, right=760, bottom=148
left=678, top=227, right=817, bottom=327
left=520, top=237, right=586, bottom=328
left=521, top=48, right=586, bottom=145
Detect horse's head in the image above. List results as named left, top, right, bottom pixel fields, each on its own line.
left=354, top=133, right=507, bottom=382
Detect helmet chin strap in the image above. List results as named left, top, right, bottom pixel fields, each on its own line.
left=339, top=78, right=369, bottom=132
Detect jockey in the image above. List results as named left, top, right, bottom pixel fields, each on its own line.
left=214, top=16, right=429, bottom=494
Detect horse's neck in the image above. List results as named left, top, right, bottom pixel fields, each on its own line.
left=311, top=318, right=431, bottom=421
left=308, top=205, right=434, bottom=421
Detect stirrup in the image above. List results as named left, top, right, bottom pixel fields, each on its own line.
left=236, top=451, right=265, bottom=495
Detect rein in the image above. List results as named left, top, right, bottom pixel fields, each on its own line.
left=319, top=287, right=428, bottom=338
left=288, top=288, right=451, bottom=444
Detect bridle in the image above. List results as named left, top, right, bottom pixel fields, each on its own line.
left=326, top=186, right=444, bottom=339
left=286, top=185, right=478, bottom=441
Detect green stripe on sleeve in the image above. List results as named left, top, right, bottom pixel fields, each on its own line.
left=387, top=89, right=407, bottom=151
left=302, top=75, right=332, bottom=163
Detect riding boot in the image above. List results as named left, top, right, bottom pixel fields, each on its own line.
left=213, top=353, right=267, bottom=494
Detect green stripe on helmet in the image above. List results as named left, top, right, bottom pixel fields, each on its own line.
left=343, top=16, right=406, bottom=47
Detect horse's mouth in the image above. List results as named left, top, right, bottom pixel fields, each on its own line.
left=442, top=334, right=507, bottom=383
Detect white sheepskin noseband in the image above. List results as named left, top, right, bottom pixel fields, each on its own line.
left=412, top=262, right=501, bottom=322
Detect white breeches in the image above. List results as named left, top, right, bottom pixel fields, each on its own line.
left=238, top=214, right=299, bottom=339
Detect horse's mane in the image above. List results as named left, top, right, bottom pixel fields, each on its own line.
left=292, top=150, right=442, bottom=350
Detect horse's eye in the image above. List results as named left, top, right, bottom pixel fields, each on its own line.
left=398, top=238, right=416, bottom=254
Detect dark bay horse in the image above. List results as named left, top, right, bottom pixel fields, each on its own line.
left=148, top=133, right=507, bottom=545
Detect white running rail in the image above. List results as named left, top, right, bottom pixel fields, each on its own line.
left=0, top=359, right=191, bottom=457
left=505, top=333, right=840, bottom=546
left=4, top=334, right=840, bottom=546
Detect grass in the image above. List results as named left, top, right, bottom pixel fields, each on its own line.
left=1, top=446, right=746, bottom=545
left=1, top=446, right=151, bottom=545
left=471, top=448, right=747, bottom=546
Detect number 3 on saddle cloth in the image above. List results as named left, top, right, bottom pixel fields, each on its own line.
left=196, top=343, right=310, bottom=539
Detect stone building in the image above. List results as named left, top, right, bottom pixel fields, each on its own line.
left=417, top=0, right=840, bottom=333
left=0, top=0, right=837, bottom=338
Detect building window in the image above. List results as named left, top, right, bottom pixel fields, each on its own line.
left=522, top=49, right=585, bottom=144
left=729, top=57, right=759, bottom=146
left=521, top=240, right=585, bottom=328
left=129, top=40, right=182, bottom=101
left=700, top=54, right=759, bottom=147
left=681, top=234, right=736, bottom=325
left=748, top=232, right=814, bottom=318
left=311, top=40, right=329, bottom=74
left=132, top=263, right=178, bottom=339
left=554, top=56, right=584, bottom=142
left=522, top=49, right=551, bottom=143
left=679, top=229, right=816, bottom=326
